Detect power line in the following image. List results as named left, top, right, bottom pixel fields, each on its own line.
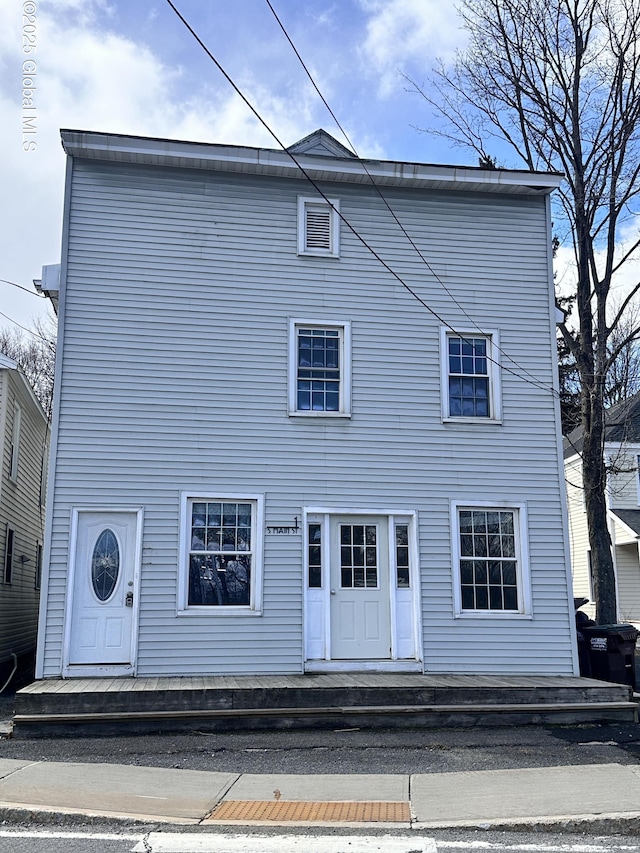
left=264, top=0, right=560, bottom=398
left=163, top=0, right=555, bottom=400
left=0, top=278, right=44, bottom=297
left=0, top=310, right=50, bottom=342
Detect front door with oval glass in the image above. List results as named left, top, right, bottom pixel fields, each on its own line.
left=66, top=510, right=141, bottom=674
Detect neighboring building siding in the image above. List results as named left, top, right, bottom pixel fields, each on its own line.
left=40, top=157, right=574, bottom=676
left=565, top=455, right=594, bottom=617
left=607, top=446, right=640, bottom=510
left=615, top=543, right=640, bottom=625
left=0, top=368, right=48, bottom=665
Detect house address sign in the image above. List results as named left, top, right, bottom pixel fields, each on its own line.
left=266, top=517, right=300, bottom=535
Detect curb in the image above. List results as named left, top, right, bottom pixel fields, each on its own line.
left=2, top=804, right=640, bottom=835
left=415, top=810, right=640, bottom=835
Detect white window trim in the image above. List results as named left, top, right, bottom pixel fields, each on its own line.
left=440, top=327, right=502, bottom=424
left=297, top=196, right=340, bottom=257
left=288, top=319, right=352, bottom=417
left=177, top=492, right=265, bottom=616
left=9, top=404, right=21, bottom=481
left=302, top=507, right=422, bottom=665
left=450, top=500, right=531, bottom=618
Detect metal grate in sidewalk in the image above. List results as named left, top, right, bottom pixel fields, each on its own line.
left=207, top=799, right=411, bottom=822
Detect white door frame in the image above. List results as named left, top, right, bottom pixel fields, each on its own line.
left=303, top=506, right=423, bottom=672
left=62, top=506, right=144, bottom=677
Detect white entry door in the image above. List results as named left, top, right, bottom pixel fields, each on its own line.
left=66, top=510, right=141, bottom=674
left=330, top=516, right=392, bottom=660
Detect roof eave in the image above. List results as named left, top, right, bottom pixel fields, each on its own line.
left=60, top=130, right=563, bottom=196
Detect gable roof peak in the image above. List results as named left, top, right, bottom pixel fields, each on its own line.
left=287, top=129, right=357, bottom=159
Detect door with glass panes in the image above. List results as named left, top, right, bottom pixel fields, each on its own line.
left=329, top=516, right=391, bottom=659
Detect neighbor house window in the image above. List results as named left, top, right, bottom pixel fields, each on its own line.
left=179, top=494, right=264, bottom=613
left=9, top=405, right=21, bottom=481
left=4, top=527, right=15, bottom=585
left=35, top=542, right=42, bottom=590
left=289, top=320, right=351, bottom=416
left=297, top=196, right=340, bottom=257
left=441, top=329, right=501, bottom=421
left=452, top=502, right=530, bottom=616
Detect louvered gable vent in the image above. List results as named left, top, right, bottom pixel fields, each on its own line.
left=298, top=196, right=340, bottom=257
left=305, top=204, right=332, bottom=250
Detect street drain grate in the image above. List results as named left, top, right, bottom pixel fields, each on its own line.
left=208, top=800, right=411, bottom=822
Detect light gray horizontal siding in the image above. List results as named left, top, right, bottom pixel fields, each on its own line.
left=0, top=370, right=48, bottom=664
left=41, top=157, right=573, bottom=676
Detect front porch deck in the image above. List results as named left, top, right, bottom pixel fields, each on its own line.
left=12, top=673, right=637, bottom=736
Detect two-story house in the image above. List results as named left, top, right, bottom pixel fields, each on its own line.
left=35, top=128, right=578, bottom=680
left=565, top=392, right=640, bottom=626
left=0, top=353, right=49, bottom=685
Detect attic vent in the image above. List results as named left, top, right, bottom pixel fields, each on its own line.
left=306, top=204, right=332, bottom=250
left=298, top=196, right=340, bottom=257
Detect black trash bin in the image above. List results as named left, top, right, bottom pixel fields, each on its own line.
left=581, top=624, right=638, bottom=688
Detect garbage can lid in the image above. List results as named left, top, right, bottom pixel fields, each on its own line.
left=581, top=623, right=638, bottom=640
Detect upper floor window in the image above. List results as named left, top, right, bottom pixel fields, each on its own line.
left=441, top=329, right=502, bottom=422
left=289, top=320, right=351, bottom=417
left=178, top=493, right=264, bottom=614
left=9, top=405, right=21, bottom=481
left=298, top=196, right=340, bottom=257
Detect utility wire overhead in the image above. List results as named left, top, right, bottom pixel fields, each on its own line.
left=164, top=0, right=555, bottom=400
left=264, top=0, right=561, bottom=398
left=1, top=278, right=44, bottom=297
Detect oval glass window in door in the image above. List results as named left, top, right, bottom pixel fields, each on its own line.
left=91, top=529, right=120, bottom=601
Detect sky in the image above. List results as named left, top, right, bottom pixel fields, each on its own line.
left=1, top=0, right=472, bottom=332
left=4, top=0, right=638, bottom=338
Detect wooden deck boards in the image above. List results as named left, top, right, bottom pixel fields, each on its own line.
left=17, top=672, right=616, bottom=695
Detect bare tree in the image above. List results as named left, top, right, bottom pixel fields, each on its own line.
left=0, top=318, right=56, bottom=420
left=405, top=0, right=640, bottom=623
left=604, top=306, right=640, bottom=406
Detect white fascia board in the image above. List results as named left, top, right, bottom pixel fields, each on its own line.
left=0, top=353, right=17, bottom=370
left=60, top=130, right=563, bottom=196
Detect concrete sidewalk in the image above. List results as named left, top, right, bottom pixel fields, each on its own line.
left=1, top=758, right=640, bottom=832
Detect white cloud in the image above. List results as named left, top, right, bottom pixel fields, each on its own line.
left=0, top=2, right=315, bottom=328
left=358, top=0, right=466, bottom=97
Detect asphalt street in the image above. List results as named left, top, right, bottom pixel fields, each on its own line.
left=2, top=710, right=640, bottom=776
left=2, top=828, right=640, bottom=852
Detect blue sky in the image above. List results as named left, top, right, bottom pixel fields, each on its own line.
left=1, top=0, right=471, bottom=331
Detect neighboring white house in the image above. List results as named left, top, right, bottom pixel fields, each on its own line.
left=565, top=393, right=640, bottom=626
left=0, top=353, right=49, bottom=684
left=35, top=128, right=578, bottom=680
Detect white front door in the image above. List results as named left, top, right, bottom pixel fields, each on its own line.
left=66, top=510, right=141, bottom=674
left=330, top=516, right=392, bottom=660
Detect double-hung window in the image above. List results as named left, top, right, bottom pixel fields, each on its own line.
left=441, top=329, right=501, bottom=422
left=289, top=320, right=351, bottom=416
left=297, top=196, right=340, bottom=257
left=451, top=502, right=530, bottom=616
left=179, top=494, right=264, bottom=613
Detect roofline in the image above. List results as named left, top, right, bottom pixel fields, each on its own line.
left=60, top=129, right=564, bottom=196
left=0, top=353, right=17, bottom=370
left=609, top=509, right=640, bottom=540
left=0, top=357, right=47, bottom=419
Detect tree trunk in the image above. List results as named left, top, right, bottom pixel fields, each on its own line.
left=582, top=392, right=617, bottom=625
